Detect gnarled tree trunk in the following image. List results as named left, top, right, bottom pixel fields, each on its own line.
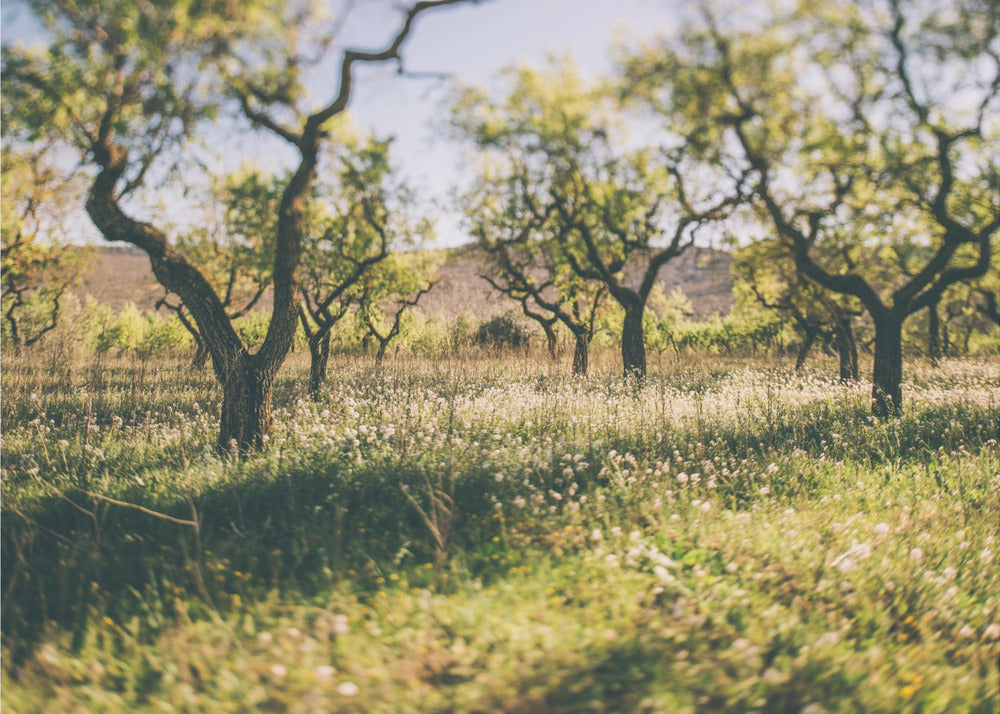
left=308, top=331, right=331, bottom=399
left=572, top=332, right=589, bottom=376
left=374, top=338, right=389, bottom=365
left=794, top=326, right=819, bottom=371
left=835, top=321, right=858, bottom=383
left=219, top=353, right=275, bottom=452
left=927, top=301, right=942, bottom=366
left=621, top=305, right=646, bottom=379
left=543, top=323, right=558, bottom=361
left=871, top=314, right=903, bottom=418
left=192, top=338, right=210, bottom=369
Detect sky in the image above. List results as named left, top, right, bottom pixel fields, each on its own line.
left=1, top=0, right=682, bottom=246
left=333, top=0, right=679, bottom=245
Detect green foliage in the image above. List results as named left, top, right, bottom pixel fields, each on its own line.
left=475, top=311, right=533, bottom=352
left=300, top=130, right=435, bottom=340
left=2, top=0, right=282, bottom=149
left=623, top=0, right=998, bottom=315
left=95, top=302, right=148, bottom=355
left=1, top=143, right=92, bottom=350
left=643, top=285, right=693, bottom=355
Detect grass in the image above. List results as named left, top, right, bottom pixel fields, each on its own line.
left=2, top=352, right=998, bottom=712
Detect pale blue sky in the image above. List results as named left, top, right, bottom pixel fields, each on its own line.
left=341, top=0, right=678, bottom=245
left=2, top=0, right=683, bottom=245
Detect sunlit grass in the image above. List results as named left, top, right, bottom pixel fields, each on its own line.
left=2, top=353, right=998, bottom=712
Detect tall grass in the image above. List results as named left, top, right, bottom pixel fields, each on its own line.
left=2, top=350, right=998, bottom=712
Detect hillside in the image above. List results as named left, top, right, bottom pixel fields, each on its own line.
left=76, top=244, right=734, bottom=319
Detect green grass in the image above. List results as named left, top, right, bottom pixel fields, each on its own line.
left=2, top=353, right=998, bottom=712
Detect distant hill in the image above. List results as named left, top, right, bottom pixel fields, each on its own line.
left=75, top=244, right=734, bottom=319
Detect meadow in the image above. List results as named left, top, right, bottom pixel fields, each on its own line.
left=1, top=352, right=998, bottom=712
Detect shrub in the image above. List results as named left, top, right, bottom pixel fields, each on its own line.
left=475, top=312, right=532, bottom=353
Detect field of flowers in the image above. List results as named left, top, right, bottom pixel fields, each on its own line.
left=2, top=354, right=998, bottom=712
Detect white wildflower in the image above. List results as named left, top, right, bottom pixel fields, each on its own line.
left=331, top=614, right=349, bottom=635
left=814, top=631, right=840, bottom=648
left=315, top=665, right=336, bottom=679
left=337, top=681, right=360, bottom=697
left=830, top=542, right=872, bottom=573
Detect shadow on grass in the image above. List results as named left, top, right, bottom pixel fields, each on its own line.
left=1, top=457, right=505, bottom=663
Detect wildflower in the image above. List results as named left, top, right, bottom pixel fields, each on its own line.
left=980, top=548, right=994, bottom=565
left=958, top=625, right=976, bottom=639
left=814, top=631, right=840, bottom=648
left=315, top=665, right=336, bottom=679
left=337, top=681, right=359, bottom=697
left=873, top=523, right=890, bottom=535
left=590, top=529, right=602, bottom=541
left=909, top=547, right=923, bottom=562
left=732, top=637, right=752, bottom=652
left=653, top=565, right=674, bottom=582
left=270, top=664, right=287, bottom=678
left=830, top=542, right=872, bottom=573
left=762, top=667, right=785, bottom=684
left=984, top=623, right=1000, bottom=641
left=331, top=614, right=349, bottom=635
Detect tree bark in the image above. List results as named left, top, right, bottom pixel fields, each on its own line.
left=192, top=339, right=210, bottom=369
left=543, top=323, right=558, bottom=361
left=219, top=354, right=275, bottom=452
left=794, top=327, right=818, bottom=371
left=927, top=301, right=942, bottom=366
left=834, top=318, right=859, bottom=383
left=621, top=305, right=646, bottom=379
left=572, top=332, right=589, bottom=376
left=308, top=331, right=331, bottom=398
left=375, top=339, right=389, bottom=365
left=871, top=315, right=903, bottom=418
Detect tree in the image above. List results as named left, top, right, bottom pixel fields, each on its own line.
left=454, top=63, right=746, bottom=379
left=299, top=135, right=431, bottom=395
left=923, top=258, right=1000, bottom=359
left=623, top=0, right=998, bottom=415
left=465, top=168, right=607, bottom=375
left=157, top=169, right=276, bottom=367
left=733, top=239, right=860, bottom=380
left=3, top=0, right=476, bottom=449
left=355, top=251, right=438, bottom=365
left=1, top=142, right=91, bottom=354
